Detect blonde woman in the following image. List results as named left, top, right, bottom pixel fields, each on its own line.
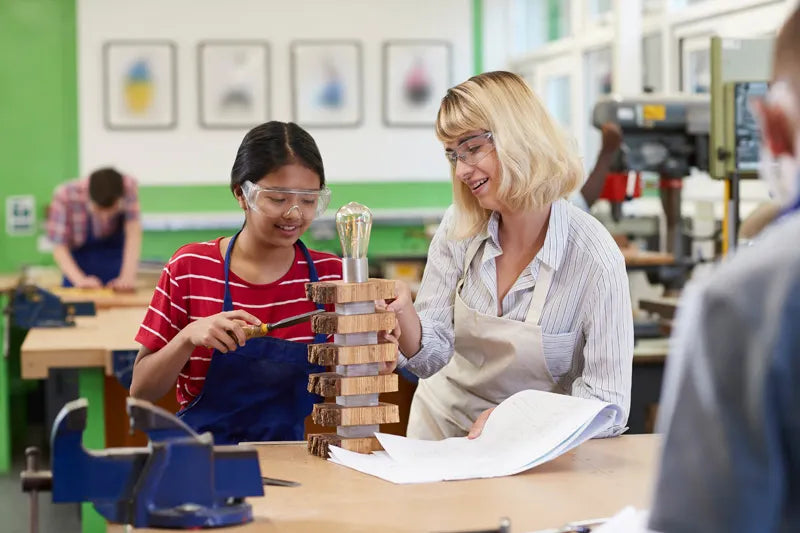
left=388, top=71, right=633, bottom=440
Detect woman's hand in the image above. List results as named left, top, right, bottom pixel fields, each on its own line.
left=467, top=407, right=495, bottom=439
left=178, top=310, right=261, bottom=353
left=386, top=280, right=413, bottom=316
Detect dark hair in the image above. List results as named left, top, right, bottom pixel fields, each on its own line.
left=88, top=167, right=124, bottom=208
left=230, top=121, right=325, bottom=195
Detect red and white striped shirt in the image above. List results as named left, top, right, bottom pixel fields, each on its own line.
left=135, top=238, right=342, bottom=407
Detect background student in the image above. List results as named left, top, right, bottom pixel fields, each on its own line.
left=46, top=166, right=142, bottom=290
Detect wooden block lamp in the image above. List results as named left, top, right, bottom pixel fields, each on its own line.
left=306, top=202, right=399, bottom=457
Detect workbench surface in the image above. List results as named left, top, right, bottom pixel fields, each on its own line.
left=20, top=307, right=144, bottom=379
left=48, top=286, right=155, bottom=309
left=132, top=434, right=659, bottom=533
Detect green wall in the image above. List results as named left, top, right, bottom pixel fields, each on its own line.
left=0, top=0, right=78, bottom=272
left=138, top=181, right=453, bottom=260
left=0, top=1, right=481, bottom=272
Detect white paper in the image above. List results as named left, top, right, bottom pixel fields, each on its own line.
left=590, top=506, right=651, bottom=533
left=327, top=389, right=625, bottom=484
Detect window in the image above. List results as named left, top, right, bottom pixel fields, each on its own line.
left=545, top=75, right=572, bottom=128
left=642, top=33, right=663, bottom=93
left=587, top=0, right=612, bottom=23
left=511, top=0, right=572, bottom=54
left=680, top=35, right=711, bottom=94
left=583, top=46, right=613, bottom=168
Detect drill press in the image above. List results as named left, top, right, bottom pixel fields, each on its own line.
left=592, top=94, right=710, bottom=290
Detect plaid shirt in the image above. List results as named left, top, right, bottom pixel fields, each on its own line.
left=46, top=175, right=140, bottom=249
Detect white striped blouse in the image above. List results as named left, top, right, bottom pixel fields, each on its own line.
left=397, top=199, right=633, bottom=435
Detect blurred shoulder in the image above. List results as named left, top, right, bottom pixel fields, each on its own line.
left=705, top=212, right=800, bottom=301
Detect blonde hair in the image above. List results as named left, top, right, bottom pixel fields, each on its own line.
left=436, top=71, right=582, bottom=239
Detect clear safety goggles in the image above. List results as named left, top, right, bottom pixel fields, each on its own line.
left=241, top=180, right=331, bottom=218
left=444, top=131, right=495, bottom=167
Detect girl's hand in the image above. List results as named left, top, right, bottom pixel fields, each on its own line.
left=377, top=316, right=401, bottom=375
left=179, top=310, right=261, bottom=353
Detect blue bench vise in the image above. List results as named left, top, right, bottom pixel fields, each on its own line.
left=10, top=284, right=95, bottom=328
left=21, top=397, right=264, bottom=529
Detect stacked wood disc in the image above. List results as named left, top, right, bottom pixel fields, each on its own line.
left=306, top=278, right=399, bottom=458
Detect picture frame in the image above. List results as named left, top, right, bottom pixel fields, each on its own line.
left=290, top=40, right=363, bottom=128
left=383, top=40, right=452, bottom=127
left=198, top=41, right=270, bottom=129
left=103, top=40, right=177, bottom=130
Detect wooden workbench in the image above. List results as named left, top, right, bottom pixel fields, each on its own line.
left=49, top=286, right=155, bottom=309
left=21, top=307, right=178, bottom=533
left=131, top=435, right=658, bottom=533
left=20, top=308, right=145, bottom=379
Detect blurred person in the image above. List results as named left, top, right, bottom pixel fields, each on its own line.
left=130, top=121, right=398, bottom=444
left=387, top=71, right=633, bottom=440
left=571, top=121, right=624, bottom=211
left=648, top=6, right=800, bottom=532
left=46, top=167, right=141, bottom=290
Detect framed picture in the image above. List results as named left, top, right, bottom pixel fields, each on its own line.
left=198, top=41, right=270, bottom=129
left=383, top=41, right=452, bottom=127
left=103, top=40, right=177, bottom=130
left=291, top=40, right=363, bottom=128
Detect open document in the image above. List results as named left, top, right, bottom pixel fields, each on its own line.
left=327, top=389, right=625, bottom=484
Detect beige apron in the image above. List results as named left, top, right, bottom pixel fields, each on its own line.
left=407, top=237, right=561, bottom=440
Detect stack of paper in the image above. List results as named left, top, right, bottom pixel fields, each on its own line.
left=327, top=389, right=624, bottom=484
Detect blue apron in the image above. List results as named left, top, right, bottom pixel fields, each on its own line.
left=177, top=232, right=326, bottom=444
left=62, top=213, right=125, bottom=287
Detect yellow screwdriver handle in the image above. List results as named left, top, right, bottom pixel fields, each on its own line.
left=242, top=323, right=269, bottom=339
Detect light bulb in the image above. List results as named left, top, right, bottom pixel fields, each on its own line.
left=336, top=202, right=372, bottom=283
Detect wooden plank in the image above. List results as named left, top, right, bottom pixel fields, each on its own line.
left=312, top=402, right=399, bottom=427
left=0, top=274, right=20, bottom=293
left=308, top=342, right=397, bottom=365
left=21, top=348, right=109, bottom=379
left=50, top=286, right=154, bottom=309
left=306, top=279, right=396, bottom=304
left=621, top=248, right=675, bottom=267
left=639, top=297, right=680, bottom=320
left=308, top=373, right=398, bottom=396
left=307, top=433, right=382, bottom=458
left=312, top=310, right=396, bottom=335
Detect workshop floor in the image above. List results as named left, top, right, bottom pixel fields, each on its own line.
left=0, top=426, right=81, bottom=533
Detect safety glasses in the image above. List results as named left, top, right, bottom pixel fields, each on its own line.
left=241, top=181, right=331, bottom=218
left=444, top=132, right=495, bottom=167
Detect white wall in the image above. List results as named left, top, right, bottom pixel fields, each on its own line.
left=78, top=0, right=472, bottom=185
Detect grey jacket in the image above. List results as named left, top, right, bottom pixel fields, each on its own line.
left=649, top=210, right=800, bottom=533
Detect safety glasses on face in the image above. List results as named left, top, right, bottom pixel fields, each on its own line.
left=444, top=132, right=495, bottom=167
left=240, top=181, right=331, bottom=218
